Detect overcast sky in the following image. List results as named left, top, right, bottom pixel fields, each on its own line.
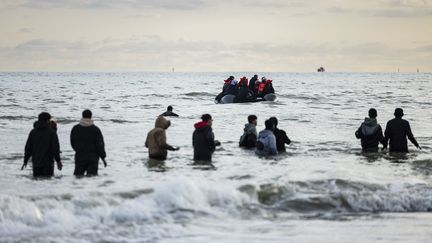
left=0, top=0, right=431, bottom=72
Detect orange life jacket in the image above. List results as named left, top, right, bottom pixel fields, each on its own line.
left=258, top=82, right=266, bottom=93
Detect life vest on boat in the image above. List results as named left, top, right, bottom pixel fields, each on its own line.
left=258, top=82, right=266, bottom=93
left=239, top=77, right=248, bottom=87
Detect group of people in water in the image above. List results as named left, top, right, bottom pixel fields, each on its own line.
left=355, top=108, right=421, bottom=153
left=23, top=110, right=106, bottom=178
left=22, top=106, right=421, bottom=178
left=215, top=75, right=275, bottom=103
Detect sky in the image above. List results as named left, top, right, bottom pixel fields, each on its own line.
left=0, top=0, right=431, bottom=72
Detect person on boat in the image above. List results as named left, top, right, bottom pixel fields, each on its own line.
left=23, top=112, right=62, bottom=178
left=161, top=105, right=179, bottom=117
left=263, top=79, right=275, bottom=95
left=70, top=109, right=107, bottom=176
left=269, top=117, right=291, bottom=152
left=384, top=108, right=421, bottom=152
left=248, top=74, right=259, bottom=96
left=215, top=76, right=235, bottom=103
left=145, top=116, right=179, bottom=160
left=193, top=114, right=220, bottom=161
left=255, top=119, right=278, bottom=156
left=239, top=115, right=258, bottom=148
left=235, top=77, right=250, bottom=102
left=355, top=108, right=386, bottom=152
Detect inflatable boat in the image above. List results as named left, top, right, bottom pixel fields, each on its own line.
left=215, top=93, right=277, bottom=104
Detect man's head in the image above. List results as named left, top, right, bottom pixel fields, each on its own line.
left=38, top=112, right=51, bottom=123
left=248, top=115, right=257, bottom=126
left=368, top=108, right=377, bottom=119
left=394, top=108, right=404, bottom=118
left=269, top=117, right=278, bottom=128
left=82, top=109, right=92, bottom=119
left=167, top=106, right=173, bottom=112
left=265, top=119, right=274, bottom=131
left=201, top=114, right=213, bottom=126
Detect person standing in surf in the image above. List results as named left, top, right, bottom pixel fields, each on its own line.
left=192, top=114, right=220, bottom=161
left=355, top=108, right=387, bottom=152
left=269, top=117, right=291, bottom=152
left=23, top=112, right=63, bottom=178
left=70, top=109, right=107, bottom=176
left=160, top=105, right=179, bottom=117
left=384, top=108, right=421, bottom=152
left=145, top=116, right=179, bottom=160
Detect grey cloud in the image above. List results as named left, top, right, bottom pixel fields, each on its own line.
left=12, top=0, right=212, bottom=10
left=1, top=38, right=431, bottom=71
left=18, top=28, right=33, bottom=33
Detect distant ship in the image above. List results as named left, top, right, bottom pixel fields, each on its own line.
left=317, top=66, right=325, bottom=72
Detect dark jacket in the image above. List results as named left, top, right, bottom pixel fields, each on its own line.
left=160, top=111, right=179, bottom=117
left=70, top=119, right=106, bottom=163
left=264, top=83, right=275, bottom=95
left=273, top=128, right=291, bottom=152
left=192, top=121, right=216, bottom=161
left=235, top=86, right=250, bottom=103
left=384, top=118, right=419, bottom=152
left=239, top=123, right=257, bottom=148
left=248, top=77, right=258, bottom=93
left=355, top=118, right=386, bottom=152
left=224, top=83, right=239, bottom=96
left=24, top=122, right=61, bottom=168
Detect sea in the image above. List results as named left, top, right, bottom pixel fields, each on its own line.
left=0, top=72, right=431, bottom=242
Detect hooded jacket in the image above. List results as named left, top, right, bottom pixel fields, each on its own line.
left=384, top=117, right=419, bottom=152
left=145, top=116, right=175, bottom=160
left=255, top=129, right=278, bottom=156
left=192, top=121, right=216, bottom=161
left=355, top=118, right=386, bottom=152
left=24, top=122, right=61, bottom=167
left=239, top=123, right=257, bottom=148
left=70, top=118, right=106, bottom=163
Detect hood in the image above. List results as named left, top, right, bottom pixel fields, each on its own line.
left=79, top=118, right=94, bottom=127
left=244, top=123, right=256, bottom=133
left=361, top=117, right=379, bottom=136
left=155, top=116, right=170, bottom=129
left=258, top=129, right=273, bottom=139
left=194, top=121, right=209, bottom=129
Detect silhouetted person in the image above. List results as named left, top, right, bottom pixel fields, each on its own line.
left=145, top=116, right=179, bottom=160
left=239, top=115, right=257, bottom=148
left=384, top=108, right=421, bottom=152
left=71, top=110, right=107, bottom=176
left=355, top=108, right=387, bottom=152
left=235, top=77, right=250, bottom=103
left=255, top=119, right=277, bottom=156
left=269, top=117, right=291, bottom=152
left=249, top=74, right=258, bottom=95
left=193, top=114, right=220, bottom=161
left=23, top=112, right=62, bottom=178
left=215, top=76, right=235, bottom=103
left=161, top=106, right=179, bottom=117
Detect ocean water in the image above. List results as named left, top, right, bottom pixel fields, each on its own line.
left=0, top=72, right=431, bottom=242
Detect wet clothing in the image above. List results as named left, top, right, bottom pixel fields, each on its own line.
left=145, top=116, right=175, bottom=160
left=161, top=111, right=179, bottom=117
left=264, top=83, right=275, bottom=95
left=224, top=83, right=239, bottom=96
left=192, top=121, right=216, bottom=161
left=255, top=129, right=278, bottom=156
left=273, top=128, right=291, bottom=152
left=235, top=86, right=250, bottom=103
left=384, top=118, right=419, bottom=152
left=355, top=118, right=386, bottom=152
left=249, top=76, right=258, bottom=93
left=24, top=122, right=61, bottom=177
left=70, top=118, right=106, bottom=176
left=239, top=123, right=257, bottom=148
